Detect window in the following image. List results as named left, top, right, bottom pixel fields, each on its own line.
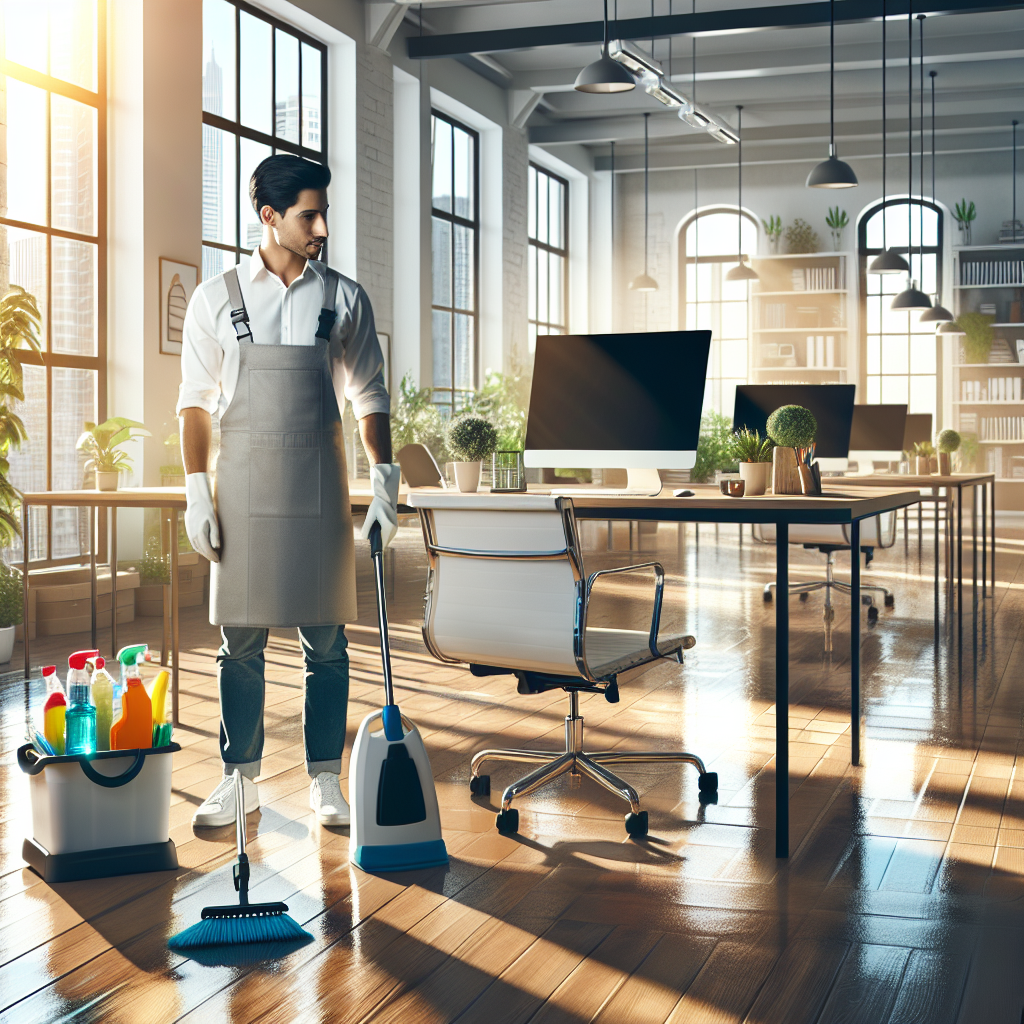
left=2, top=0, right=105, bottom=565
left=431, top=111, right=478, bottom=413
left=680, top=209, right=757, bottom=417
left=528, top=163, right=569, bottom=351
left=201, top=0, right=327, bottom=280
left=860, top=200, right=942, bottom=421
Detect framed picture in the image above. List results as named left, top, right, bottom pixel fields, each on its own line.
left=160, top=258, right=198, bottom=356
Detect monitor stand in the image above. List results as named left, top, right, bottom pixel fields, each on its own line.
left=550, top=467, right=664, bottom=497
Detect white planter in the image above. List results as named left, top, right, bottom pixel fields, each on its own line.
left=0, top=625, right=14, bottom=663
left=453, top=461, right=482, bottom=493
left=739, top=462, right=770, bottom=496
left=96, top=471, right=119, bottom=491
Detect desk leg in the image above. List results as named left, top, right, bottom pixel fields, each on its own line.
left=957, top=487, right=963, bottom=667
left=110, top=508, right=118, bottom=655
left=990, top=480, right=996, bottom=598
left=851, top=520, right=862, bottom=767
left=22, top=503, right=30, bottom=678
left=981, top=482, right=987, bottom=597
left=972, top=486, right=978, bottom=617
left=775, top=523, right=789, bottom=859
left=933, top=492, right=940, bottom=645
left=917, top=502, right=922, bottom=551
left=170, top=510, right=180, bottom=726
left=90, top=506, right=97, bottom=649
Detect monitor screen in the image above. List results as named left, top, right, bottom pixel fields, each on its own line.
left=733, top=384, right=857, bottom=458
left=849, top=404, right=908, bottom=451
left=524, top=331, right=712, bottom=469
left=902, top=413, right=933, bottom=451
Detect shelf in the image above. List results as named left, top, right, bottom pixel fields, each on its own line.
left=752, top=252, right=851, bottom=261
left=953, top=400, right=1024, bottom=405
left=752, top=290, right=846, bottom=297
left=954, top=364, right=1024, bottom=369
left=954, top=284, right=1024, bottom=289
left=978, top=439, right=1024, bottom=445
left=753, top=327, right=848, bottom=333
left=991, top=323, right=1024, bottom=327
left=955, top=244, right=1024, bottom=252
left=753, top=366, right=847, bottom=372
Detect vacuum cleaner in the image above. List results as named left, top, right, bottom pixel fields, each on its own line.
left=349, top=522, right=448, bottom=872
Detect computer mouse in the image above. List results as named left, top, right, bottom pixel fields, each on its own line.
left=673, top=488, right=695, bottom=497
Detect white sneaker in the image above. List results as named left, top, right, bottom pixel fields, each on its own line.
left=192, top=774, right=260, bottom=827
left=310, top=772, right=350, bottom=826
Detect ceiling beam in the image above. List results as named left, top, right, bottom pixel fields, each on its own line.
left=406, top=0, right=1024, bottom=60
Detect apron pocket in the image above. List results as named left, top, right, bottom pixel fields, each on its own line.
left=249, top=369, right=322, bottom=434
left=248, top=518, right=321, bottom=625
left=249, top=447, right=321, bottom=518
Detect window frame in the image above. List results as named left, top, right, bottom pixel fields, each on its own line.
left=527, top=162, right=570, bottom=344
left=859, top=198, right=944, bottom=417
left=430, top=109, right=480, bottom=414
left=1, top=0, right=108, bottom=566
left=201, top=0, right=329, bottom=271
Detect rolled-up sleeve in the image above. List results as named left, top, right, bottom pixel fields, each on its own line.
left=176, top=285, right=225, bottom=416
left=340, top=283, right=390, bottom=420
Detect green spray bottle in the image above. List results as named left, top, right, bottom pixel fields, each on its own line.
left=114, top=644, right=148, bottom=729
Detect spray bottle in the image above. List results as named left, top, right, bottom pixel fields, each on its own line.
left=111, top=644, right=152, bottom=750
left=41, top=665, right=66, bottom=756
left=65, top=649, right=100, bottom=756
left=88, top=655, right=116, bottom=751
left=113, top=643, right=147, bottom=727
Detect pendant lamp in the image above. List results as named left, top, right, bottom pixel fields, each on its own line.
left=575, top=0, right=636, bottom=93
left=630, top=113, right=658, bottom=291
left=921, top=69, right=954, bottom=322
left=807, top=0, right=858, bottom=188
left=869, top=0, right=910, bottom=274
left=892, top=0, right=931, bottom=311
left=726, top=107, right=758, bottom=281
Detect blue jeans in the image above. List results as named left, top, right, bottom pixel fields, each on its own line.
left=217, top=625, right=350, bottom=780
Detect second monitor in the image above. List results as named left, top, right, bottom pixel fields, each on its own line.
left=733, top=384, right=857, bottom=459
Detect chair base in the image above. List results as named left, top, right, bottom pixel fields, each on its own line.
left=469, top=691, right=715, bottom=834
left=762, top=549, right=894, bottom=610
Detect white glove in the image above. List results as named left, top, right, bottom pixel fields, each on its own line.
left=185, top=472, right=221, bottom=563
left=359, top=463, right=401, bottom=550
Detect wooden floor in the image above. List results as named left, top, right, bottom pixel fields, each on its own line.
left=2, top=512, right=1024, bottom=1023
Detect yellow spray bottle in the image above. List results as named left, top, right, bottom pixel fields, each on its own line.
left=88, top=655, right=117, bottom=751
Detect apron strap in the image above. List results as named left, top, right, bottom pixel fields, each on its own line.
left=224, top=267, right=253, bottom=344
left=313, top=263, right=339, bottom=342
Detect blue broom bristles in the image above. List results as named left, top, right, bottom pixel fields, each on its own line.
left=169, top=910, right=312, bottom=951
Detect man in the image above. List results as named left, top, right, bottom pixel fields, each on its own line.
left=178, top=154, right=399, bottom=829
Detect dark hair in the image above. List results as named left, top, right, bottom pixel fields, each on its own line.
left=249, top=154, right=331, bottom=215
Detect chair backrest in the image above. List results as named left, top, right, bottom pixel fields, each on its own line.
left=417, top=496, right=583, bottom=676
left=754, top=511, right=898, bottom=549
left=397, top=443, right=445, bottom=488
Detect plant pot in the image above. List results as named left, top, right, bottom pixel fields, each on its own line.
left=771, top=447, right=803, bottom=495
left=739, top=461, right=770, bottom=496
left=0, top=625, right=15, bottom=664
left=915, top=456, right=929, bottom=475
left=95, top=471, right=119, bottom=491
left=938, top=452, right=951, bottom=476
left=453, top=461, right=482, bottom=493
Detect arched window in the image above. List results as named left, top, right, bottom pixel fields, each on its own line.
left=859, top=199, right=943, bottom=420
left=680, top=208, right=758, bottom=416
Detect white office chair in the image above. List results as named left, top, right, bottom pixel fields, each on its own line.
left=755, top=512, right=898, bottom=624
left=412, top=493, right=716, bottom=837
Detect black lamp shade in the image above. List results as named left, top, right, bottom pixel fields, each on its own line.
left=806, top=155, right=859, bottom=188
left=891, top=281, right=933, bottom=311
left=868, top=248, right=911, bottom=274
left=575, top=55, right=636, bottom=93
left=938, top=319, right=965, bottom=334
left=920, top=302, right=954, bottom=323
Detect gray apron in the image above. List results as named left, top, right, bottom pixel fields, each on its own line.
left=209, top=264, right=357, bottom=627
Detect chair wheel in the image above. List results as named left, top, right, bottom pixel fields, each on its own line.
left=799, top=592, right=809, bottom=602
left=867, top=605, right=879, bottom=623
left=625, top=811, right=648, bottom=837
left=763, top=590, right=773, bottom=602
left=698, top=771, right=718, bottom=793
left=470, top=774, right=490, bottom=796
left=861, top=595, right=873, bottom=606
left=884, top=594, right=895, bottom=608
left=495, top=808, right=519, bottom=834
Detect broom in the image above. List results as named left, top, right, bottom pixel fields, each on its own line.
left=168, top=770, right=312, bottom=950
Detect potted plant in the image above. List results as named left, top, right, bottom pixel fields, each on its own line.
left=954, top=199, right=976, bottom=246
left=445, top=415, right=498, bottom=493
left=690, top=411, right=739, bottom=484
left=76, top=417, right=150, bottom=491
left=825, top=207, right=849, bottom=251
left=912, top=440, right=936, bottom=475
left=762, top=215, right=783, bottom=255
left=785, top=218, right=820, bottom=254
left=0, top=562, right=21, bottom=663
left=956, top=312, right=995, bottom=365
left=730, top=428, right=774, bottom=496
left=936, top=430, right=960, bottom=476
left=766, top=405, right=817, bottom=494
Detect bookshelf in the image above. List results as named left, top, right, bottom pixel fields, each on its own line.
left=748, top=252, right=854, bottom=384
left=951, top=244, right=1024, bottom=508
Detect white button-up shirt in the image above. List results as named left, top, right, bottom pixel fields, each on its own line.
left=177, top=250, right=390, bottom=420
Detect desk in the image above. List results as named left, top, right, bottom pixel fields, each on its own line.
left=20, top=488, right=188, bottom=724
left=409, top=484, right=919, bottom=858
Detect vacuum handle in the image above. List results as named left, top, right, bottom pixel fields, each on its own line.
left=367, top=521, right=395, bottom=710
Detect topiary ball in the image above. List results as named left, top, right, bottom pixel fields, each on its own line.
left=446, top=415, right=499, bottom=463
left=766, top=405, right=817, bottom=448
left=937, top=429, right=961, bottom=454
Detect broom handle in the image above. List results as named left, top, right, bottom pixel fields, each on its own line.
left=369, top=522, right=395, bottom=708
left=233, top=769, right=246, bottom=857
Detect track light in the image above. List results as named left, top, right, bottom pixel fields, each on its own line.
left=608, top=39, right=662, bottom=79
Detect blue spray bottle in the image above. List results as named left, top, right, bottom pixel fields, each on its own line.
left=64, top=649, right=100, bottom=756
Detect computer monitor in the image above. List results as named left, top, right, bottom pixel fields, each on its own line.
left=524, top=331, right=712, bottom=489
left=902, top=413, right=933, bottom=452
left=849, top=403, right=908, bottom=465
left=732, top=384, right=857, bottom=459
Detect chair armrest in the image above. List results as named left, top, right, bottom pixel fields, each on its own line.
left=583, top=561, right=666, bottom=662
